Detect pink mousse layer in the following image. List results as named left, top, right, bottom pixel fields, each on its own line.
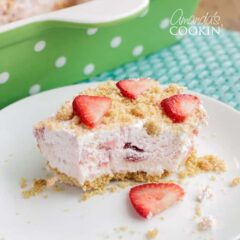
left=34, top=120, right=200, bottom=185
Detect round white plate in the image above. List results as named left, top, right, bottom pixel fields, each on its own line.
left=0, top=82, right=240, bottom=240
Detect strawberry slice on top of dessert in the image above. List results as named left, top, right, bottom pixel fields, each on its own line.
left=160, top=94, right=200, bottom=123
left=116, top=78, right=155, bottom=99
left=72, top=95, right=112, bottom=128
left=34, top=79, right=206, bottom=191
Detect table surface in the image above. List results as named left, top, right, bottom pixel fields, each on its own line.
left=196, top=0, right=240, bottom=31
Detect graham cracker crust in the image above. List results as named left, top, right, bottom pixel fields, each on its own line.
left=49, top=166, right=168, bottom=191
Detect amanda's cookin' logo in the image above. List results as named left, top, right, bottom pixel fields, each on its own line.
left=169, top=9, right=222, bottom=37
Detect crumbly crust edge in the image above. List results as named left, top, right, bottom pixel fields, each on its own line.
left=49, top=165, right=169, bottom=191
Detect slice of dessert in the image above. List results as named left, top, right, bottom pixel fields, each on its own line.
left=34, top=79, right=207, bottom=191
left=0, top=0, right=88, bottom=26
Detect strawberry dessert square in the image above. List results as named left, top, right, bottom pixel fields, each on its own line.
left=34, top=79, right=207, bottom=191
left=0, top=0, right=87, bottom=25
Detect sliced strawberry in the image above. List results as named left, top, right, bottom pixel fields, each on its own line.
left=160, top=94, right=200, bottom=123
left=129, top=183, right=184, bottom=219
left=116, top=79, right=155, bottom=99
left=72, top=95, right=112, bottom=128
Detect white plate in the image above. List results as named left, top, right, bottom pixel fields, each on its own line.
left=0, top=82, right=240, bottom=240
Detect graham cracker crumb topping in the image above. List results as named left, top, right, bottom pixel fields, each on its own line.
left=56, top=101, right=73, bottom=121
left=37, top=81, right=205, bottom=135
left=144, top=120, right=161, bottom=135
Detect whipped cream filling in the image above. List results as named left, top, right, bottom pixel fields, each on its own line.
left=35, top=120, right=197, bottom=185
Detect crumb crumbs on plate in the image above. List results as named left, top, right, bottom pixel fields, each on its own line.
left=117, top=181, right=134, bottom=188
left=20, top=176, right=63, bottom=199
left=129, top=230, right=135, bottom=235
left=210, top=175, right=216, bottom=181
left=21, top=176, right=60, bottom=199
left=179, top=150, right=226, bottom=179
left=230, top=177, right=240, bottom=187
left=114, top=226, right=128, bottom=233
left=46, top=176, right=59, bottom=187
left=80, top=188, right=105, bottom=201
left=196, top=186, right=213, bottom=203
left=102, top=234, right=110, bottom=239
left=233, top=157, right=240, bottom=169
left=197, top=216, right=216, bottom=231
left=53, top=185, right=63, bottom=192
left=80, top=181, right=134, bottom=201
left=20, top=177, right=27, bottom=189
left=146, top=228, right=159, bottom=239
left=22, top=179, right=47, bottom=199
left=106, top=185, right=118, bottom=192
left=195, top=204, right=202, bottom=217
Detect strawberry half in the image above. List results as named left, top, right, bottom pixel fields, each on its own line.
left=129, top=183, right=184, bottom=219
left=160, top=94, right=200, bottom=123
left=116, top=79, right=155, bottom=99
left=72, top=95, right=112, bottom=128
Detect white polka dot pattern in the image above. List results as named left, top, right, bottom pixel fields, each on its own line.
left=1, top=19, right=239, bottom=111
left=139, top=8, right=149, bottom=18
left=55, top=56, right=67, bottom=68
left=110, top=36, right=122, bottom=48
left=160, top=18, right=170, bottom=29
left=132, top=45, right=144, bottom=57
left=0, top=72, right=10, bottom=84
left=29, top=84, right=41, bottom=95
left=84, top=64, right=95, bottom=75
left=87, top=28, right=98, bottom=36
left=34, top=41, right=46, bottom=52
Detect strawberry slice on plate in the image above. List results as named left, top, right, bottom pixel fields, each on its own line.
left=72, top=95, right=112, bottom=128
left=160, top=94, right=200, bottom=123
left=129, top=183, right=184, bottom=219
left=116, top=79, right=155, bottom=99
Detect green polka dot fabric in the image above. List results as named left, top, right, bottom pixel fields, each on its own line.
left=84, top=25, right=240, bottom=111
